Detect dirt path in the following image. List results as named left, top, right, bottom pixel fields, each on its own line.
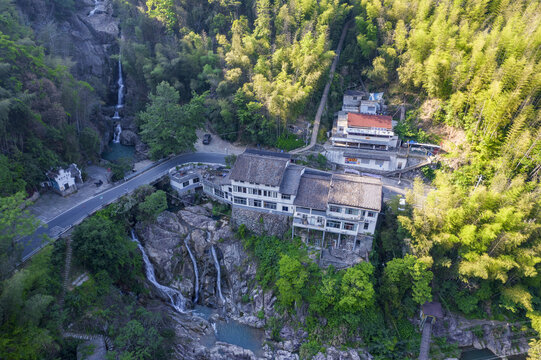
left=291, top=19, right=352, bottom=155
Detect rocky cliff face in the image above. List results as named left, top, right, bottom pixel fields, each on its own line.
left=135, top=205, right=374, bottom=360
left=19, top=0, right=120, bottom=93
left=430, top=312, right=530, bottom=358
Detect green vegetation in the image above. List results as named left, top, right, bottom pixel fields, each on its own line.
left=137, top=190, right=167, bottom=221
left=0, top=192, right=41, bottom=279
left=116, top=0, right=350, bottom=147
left=0, top=0, right=102, bottom=196
left=137, top=82, right=207, bottom=159
left=0, top=184, right=173, bottom=359
left=239, top=225, right=429, bottom=358
left=352, top=0, right=541, bottom=356
left=72, top=215, right=141, bottom=286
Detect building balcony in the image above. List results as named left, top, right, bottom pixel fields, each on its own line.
left=293, top=217, right=325, bottom=229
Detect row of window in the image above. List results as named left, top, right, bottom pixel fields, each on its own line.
left=326, top=220, right=370, bottom=231
left=181, top=177, right=200, bottom=188
left=328, top=206, right=374, bottom=217
left=232, top=197, right=290, bottom=212
left=233, top=185, right=292, bottom=200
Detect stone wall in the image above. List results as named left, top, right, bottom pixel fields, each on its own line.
left=231, top=207, right=290, bottom=237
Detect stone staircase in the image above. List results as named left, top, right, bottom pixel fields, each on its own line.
left=59, top=237, right=115, bottom=352
left=58, top=238, right=73, bottom=309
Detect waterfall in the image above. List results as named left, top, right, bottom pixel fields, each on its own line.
left=211, top=245, right=225, bottom=304
left=117, top=58, right=124, bottom=108
left=88, top=0, right=103, bottom=16
left=184, top=236, right=199, bottom=303
left=130, top=230, right=186, bottom=313
left=112, top=123, right=121, bottom=143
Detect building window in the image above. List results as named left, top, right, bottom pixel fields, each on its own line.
left=329, top=205, right=342, bottom=213
left=183, top=181, right=190, bottom=187
left=281, top=194, right=291, bottom=200
left=253, top=199, right=261, bottom=207
left=352, top=96, right=357, bottom=100
left=263, top=201, right=277, bottom=210
left=228, top=187, right=232, bottom=193
left=361, top=210, right=366, bottom=216
left=367, top=212, right=374, bottom=217
left=214, top=189, right=224, bottom=198
left=364, top=222, right=369, bottom=230
left=326, top=220, right=341, bottom=229
left=343, top=222, right=355, bottom=231
left=234, top=197, right=247, bottom=205
left=345, top=208, right=359, bottom=215
left=193, top=177, right=200, bottom=183
left=282, top=206, right=289, bottom=212
left=375, top=160, right=385, bottom=167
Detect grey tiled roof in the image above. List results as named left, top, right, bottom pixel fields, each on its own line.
left=328, top=174, right=382, bottom=211
left=293, top=172, right=331, bottom=210
left=279, top=165, right=303, bottom=195
left=230, top=151, right=289, bottom=187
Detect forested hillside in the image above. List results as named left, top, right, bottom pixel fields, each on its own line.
left=352, top=0, right=540, bottom=356
left=0, top=0, right=103, bottom=196
left=117, top=0, right=350, bottom=145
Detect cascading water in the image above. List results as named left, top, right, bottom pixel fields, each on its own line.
left=116, top=58, right=124, bottom=108
left=211, top=245, right=225, bottom=304
left=111, top=57, right=124, bottom=142
left=130, top=230, right=186, bottom=313
left=112, top=123, right=121, bottom=143
left=88, top=0, right=99, bottom=16
left=184, top=236, right=199, bottom=303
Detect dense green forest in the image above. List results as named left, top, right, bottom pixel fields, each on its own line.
left=352, top=0, right=541, bottom=356
left=118, top=0, right=350, bottom=146
left=0, top=0, right=102, bottom=196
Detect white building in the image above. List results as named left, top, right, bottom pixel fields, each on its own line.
left=332, top=112, right=399, bottom=150
left=46, top=164, right=82, bottom=196
left=342, top=90, right=385, bottom=115
left=198, top=150, right=382, bottom=241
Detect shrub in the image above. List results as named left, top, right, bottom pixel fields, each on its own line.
left=276, top=133, right=304, bottom=151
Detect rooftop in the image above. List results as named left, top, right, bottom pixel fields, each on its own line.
left=279, top=164, right=303, bottom=195
left=344, top=89, right=366, bottom=96
left=347, top=113, right=392, bottom=129
left=293, top=172, right=331, bottom=211
left=230, top=150, right=290, bottom=187
left=328, top=174, right=382, bottom=211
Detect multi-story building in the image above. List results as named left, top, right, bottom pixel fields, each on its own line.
left=331, top=112, right=399, bottom=151
left=192, top=150, right=382, bottom=244
left=342, top=90, right=385, bottom=114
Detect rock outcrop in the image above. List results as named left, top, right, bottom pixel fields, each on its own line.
left=19, top=0, right=119, bottom=88
left=430, top=312, right=530, bottom=357
left=137, top=205, right=376, bottom=359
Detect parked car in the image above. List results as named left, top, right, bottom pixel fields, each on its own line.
left=203, top=133, right=212, bottom=144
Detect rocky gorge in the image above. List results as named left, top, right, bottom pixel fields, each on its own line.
left=133, top=204, right=377, bottom=360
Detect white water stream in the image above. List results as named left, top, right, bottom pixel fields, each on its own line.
left=184, top=236, right=199, bottom=303
left=211, top=245, right=225, bottom=304
left=130, top=230, right=186, bottom=313
left=112, top=57, right=124, bottom=142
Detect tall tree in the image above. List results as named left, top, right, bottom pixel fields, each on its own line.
left=137, top=82, right=206, bottom=159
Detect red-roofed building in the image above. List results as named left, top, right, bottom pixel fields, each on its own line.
left=332, top=112, right=399, bottom=150
left=347, top=113, right=393, bottom=129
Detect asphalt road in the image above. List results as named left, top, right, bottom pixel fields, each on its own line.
left=21, top=152, right=226, bottom=261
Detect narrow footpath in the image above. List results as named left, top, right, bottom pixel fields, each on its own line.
left=291, top=19, right=352, bottom=155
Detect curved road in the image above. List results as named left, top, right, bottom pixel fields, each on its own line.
left=21, top=152, right=226, bottom=261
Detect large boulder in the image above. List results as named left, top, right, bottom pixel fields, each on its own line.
left=119, top=129, right=138, bottom=146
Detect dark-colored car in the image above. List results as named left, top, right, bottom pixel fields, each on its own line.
left=203, top=133, right=212, bottom=145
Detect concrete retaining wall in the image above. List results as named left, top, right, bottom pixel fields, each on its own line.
left=231, top=207, right=290, bottom=237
